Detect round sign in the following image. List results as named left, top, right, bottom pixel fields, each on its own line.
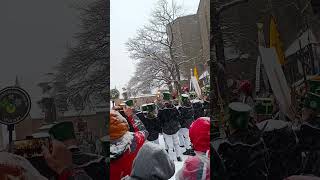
left=0, top=87, right=31, bottom=125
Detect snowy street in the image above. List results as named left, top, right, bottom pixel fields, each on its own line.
left=158, top=134, right=188, bottom=180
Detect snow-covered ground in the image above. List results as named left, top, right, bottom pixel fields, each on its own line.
left=158, top=134, right=189, bottom=180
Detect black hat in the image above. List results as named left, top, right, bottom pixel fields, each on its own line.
left=49, top=121, right=76, bottom=141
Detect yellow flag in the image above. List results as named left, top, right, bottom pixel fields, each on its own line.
left=194, top=67, right=199, bottom=81
left=270, top=16, right=286, bottom=65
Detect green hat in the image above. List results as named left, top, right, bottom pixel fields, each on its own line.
left=141, top=104, right=148, bottom=113
left=163, top=92, right=171, bottom=101
left=124, top=99, right=134, bottom=107
left=228, top=102, right=251, bottom=129
left=308, top=80, right=320, bottom=94
left=254, top=98, right=273, bottom=115
left=304, top=92, right=320, bottom=110
left=189, top=92, right=197, bottom=99
left=49, top=121, right=76, bottom=141
left=147, top=103, right=156, bottom=112
left=181, top=94, right=189, bottom=102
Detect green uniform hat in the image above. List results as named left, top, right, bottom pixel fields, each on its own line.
left=181, top=94, right=189, bottom=102
left=163, top=92, right=171, bottom=101
left=147, top=103, right=156, bottom=112
left=254, top=98, right=273, bottom=115
left=49, top=121, right=76, bottom=141
left=141, top=104, right=148, bottom=113
left=304, top=92, right=320, bottom=110
left=124, top=99, right=134, bottom=107
left=228, top=102, right=251, bottom=129
left=189, top=92, right=197, bottom=99
left=308, top=80, right=320, bottom=95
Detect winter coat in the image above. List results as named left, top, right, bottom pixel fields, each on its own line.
left=139, top=113, right=161, bottom=141
left=122, top=142, right=175, bottom=180
left=110, top=131, right=146, bottom=180
left=158, top=105, right=181, bottom=135
left=69, top=147, right=107, bottom=180
left=192, top=100, right=204, bottom=120
left=176, top=152, right=210, bottom=180
left=219, top=129, right=268, bottom=180
left=127, top=114, right=147, bottom=133
left=178, top=105, right=195, bottom=129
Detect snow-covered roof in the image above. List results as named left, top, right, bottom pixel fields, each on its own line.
left=285, top=29, right=318, bottom=57
left=129, top=94, right=157, bottom=99
left=32, top=132, right=49, bottom=138
left=38, top=123, right=56, bottom=130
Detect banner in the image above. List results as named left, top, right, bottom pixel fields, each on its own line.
left=191, top=76, right=202, bottom=98
left=270, top=16, right=286, bottom=65
left=259, top=46, right=293, bottom=120
left=194, top=67, right=199, bottom=81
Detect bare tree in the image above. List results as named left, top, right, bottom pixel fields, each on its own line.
left=127, top=0, right=198, bottom=95
left=55, top=0, right=109, bottom=106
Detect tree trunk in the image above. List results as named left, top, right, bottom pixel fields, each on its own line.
left=174, top=62, right=182, bottom=96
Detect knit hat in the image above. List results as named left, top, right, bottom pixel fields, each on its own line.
left=109, top=110, right=129, bottom=141
left=189, top=117, right=210, bottom=152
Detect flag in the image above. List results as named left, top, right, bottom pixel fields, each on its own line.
left=270, top=16, right=286, bottom=65
left=194, top=67, right=199, bottom=81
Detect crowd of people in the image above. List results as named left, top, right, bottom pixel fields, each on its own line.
left=110, top=91, right=210, bottom=180
left=212, top=79, right=320, bottom=180
left=1, top=121, right=108, bottom=180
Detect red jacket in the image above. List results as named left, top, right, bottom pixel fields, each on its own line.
left=110, top=131, right=146, bottom=180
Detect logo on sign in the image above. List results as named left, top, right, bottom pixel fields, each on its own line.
left=0, top=87, right=31, bottom=125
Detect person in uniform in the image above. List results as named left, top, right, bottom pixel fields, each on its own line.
left=226, top=102, right=260, bottom=144
left=158, top=91, right=182, bottom=162
left=123, top=99, right=147, bottom=133
left=302, top=92, right=320, bottom=124
left=217, top=102, right=267, bottom=180
left=139, top=103, right=161, bottom=144
left=190, top=91, right=204, bottom=120
left=178, top=94, right=196, bottom=156
left=49, top=121, right=107, bottom=180
left=299, top=92, right=320, bottom=176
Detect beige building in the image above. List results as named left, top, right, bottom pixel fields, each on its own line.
left=166, top=0, right=210, bottom=80
left=197, top=0, right=210, bottom=64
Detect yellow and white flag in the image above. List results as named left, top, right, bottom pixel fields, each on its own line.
left=194, top=67, right=199, bottom=81
left=270, top=16, right=286, bottom=65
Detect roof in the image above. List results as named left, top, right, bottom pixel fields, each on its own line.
left=32, top=132, right=49, bottom=138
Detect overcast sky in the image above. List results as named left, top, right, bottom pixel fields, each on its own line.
left=0, top=0, right=92, bottom=118
left=110, top=0, right=201, bottom=92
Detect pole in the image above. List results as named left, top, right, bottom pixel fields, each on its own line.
left=7, top=124, right=14, bottom=152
